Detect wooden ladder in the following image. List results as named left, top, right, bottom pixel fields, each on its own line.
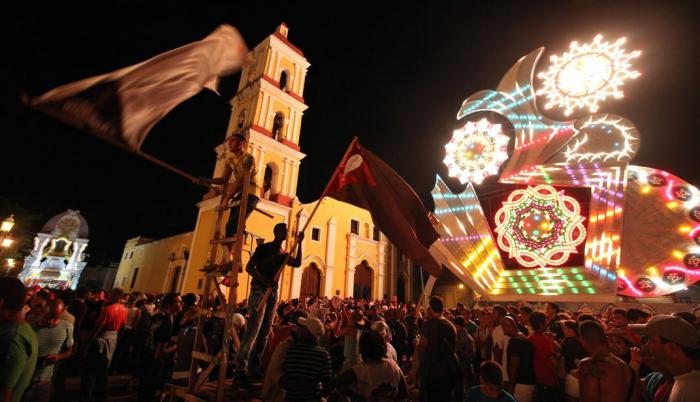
left=169, top=170, right=251, bottom=402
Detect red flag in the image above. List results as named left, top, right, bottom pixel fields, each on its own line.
left=27, top=24, right=249, bottom=150
left=325, top=141, right=442, bottom=276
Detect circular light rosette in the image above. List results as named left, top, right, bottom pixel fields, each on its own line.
left=536, top=34, right=641, bottom=116
left=443, top=118, right=509, bottom=185
left=495, top=185, right=587, bottom=268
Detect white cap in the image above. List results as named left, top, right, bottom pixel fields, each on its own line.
left=232, top=313, right=245, bottom=329
left=297, top=317, right=325, bottom=339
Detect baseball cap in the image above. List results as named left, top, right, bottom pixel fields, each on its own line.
left=629, top=315, right=700, bottom=349
left=297, top=317, right=325, bottom=338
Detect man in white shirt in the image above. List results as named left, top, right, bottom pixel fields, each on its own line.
left=630, top=315, right=700, bottom=402
left=491, top=305, right=509, bottom=382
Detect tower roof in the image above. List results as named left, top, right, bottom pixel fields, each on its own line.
left=41, top=209, right=89, bottom=239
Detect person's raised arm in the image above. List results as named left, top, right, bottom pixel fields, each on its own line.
left=288, top=232, right=304, bottom=268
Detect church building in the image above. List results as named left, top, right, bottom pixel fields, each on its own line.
left=114, top=24, right=426, bottom=303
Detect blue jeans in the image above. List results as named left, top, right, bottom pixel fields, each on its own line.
left=236, top=284, right=276, bottom=376
left=226, top=194, right=259, bottom=237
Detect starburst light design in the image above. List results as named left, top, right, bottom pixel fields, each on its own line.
left=443, top=118, right=510, bottom=185
left=495, top=185, right=586, bottom=268
left=537, top=34, right=641, bottom=116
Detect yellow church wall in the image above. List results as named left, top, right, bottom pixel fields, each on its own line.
left=113, top=232, right=192, bottom=294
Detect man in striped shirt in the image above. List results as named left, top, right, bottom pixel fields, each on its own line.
left=280, top=317, right=332, bottom=402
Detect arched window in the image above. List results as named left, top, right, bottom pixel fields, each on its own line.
left=262, top=164, right=273, bottom=199
left=237, top=109, right=247, bottom=128
left=272, top=112, right=284, bottom=140
left=279, top=70, right=289, bottom=91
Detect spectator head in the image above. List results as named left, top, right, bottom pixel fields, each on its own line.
left=294, top=317, right=324, bottom=345
left=462, top=308, right=472, bottom=320
left=562, top=320, right=579, bottom=337
left=57, top=290, right=75, bottom=306
left=160, top=293, right=183, bottom=314
left=456, top=302, right=465, bottom=312
left=0, top=277, right=26, bottom=314
left=479, top=361, right=504, bottom=398
left=518, top=305, right=533, bottom=327
left=31, top=290, right=51, bottom=310
left=75, top=287, right=90, bottom=299
left=529, top=311, right=547, bottom=332
left=606, top=328, right=633, bottom=357
left=359, top=330, right=387, bottom=362
left=46, top=299, right=65, bottom=321
left=370, top=320, right=392, bottom=341
left=182, top=293, right=197, bottom=308
left=545, top=302, right=560, bottom=320
left=630, top=315, right=700, bottom=368
left=577, top=313, right=596, bottom=323
left=580, top=320, right=609, bottom=354
left=428, top=296, right=445, bottom=316
left=109, top=288, right=124, bottom=303
left=501, top=316, right=519, bottom=337
left=507, top=305, right=520, bottom=317
left=612, top=308, right=628, bottom=328
left=453, top=316, right=466, bottom=328
left=627, top=308, right=650, bottom=324
left=492, top=305, right=507, bottom=321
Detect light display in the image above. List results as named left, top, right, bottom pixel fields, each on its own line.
left=536, top=34, right=641, bottom=116
left=564, top=114, right=639, bottom=162
left=494, top=185, right=587, bottom=267
left=443, top=118, right=510, bottom=185
left=617, top=166, right=700, bottom=297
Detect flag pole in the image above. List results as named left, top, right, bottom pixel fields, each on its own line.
left=256, top=136, right=358, bottom=312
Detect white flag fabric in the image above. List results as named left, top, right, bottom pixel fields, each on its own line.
left=28, top=24, right=249, bottom=150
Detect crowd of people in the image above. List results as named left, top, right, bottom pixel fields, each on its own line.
left=1, top=275, right=699, bottom=402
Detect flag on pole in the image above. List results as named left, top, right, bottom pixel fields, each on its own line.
left=324, top=140, right=442, bottom=276
left=27, top=24, right=249, bottom=150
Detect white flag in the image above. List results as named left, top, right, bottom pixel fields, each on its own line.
left=28, top=24, right=249, bottom=150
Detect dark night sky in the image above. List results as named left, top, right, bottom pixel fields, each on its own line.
left=3, top=1, right=699, bottom=264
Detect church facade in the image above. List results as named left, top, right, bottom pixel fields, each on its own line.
left=114, top=24, right=419, bottom=303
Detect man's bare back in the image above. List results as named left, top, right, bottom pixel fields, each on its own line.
left=579, top=353, right=640, bottom=402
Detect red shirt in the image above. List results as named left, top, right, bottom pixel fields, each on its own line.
left=529, top=332, right=557, bottom=386
left=96, top=302, right=128, bottom=331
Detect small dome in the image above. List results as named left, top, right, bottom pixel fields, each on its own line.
left=41, top=209, right=89, bottom=239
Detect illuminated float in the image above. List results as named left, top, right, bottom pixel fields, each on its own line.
left=429, top=35, right=699, bottom=301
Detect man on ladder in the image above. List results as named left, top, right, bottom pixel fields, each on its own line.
left=197, top=131, right=259, bottom=273
left=235, top=223, right=304, bottom=389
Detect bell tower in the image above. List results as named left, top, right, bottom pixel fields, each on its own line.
left=213, top=23, right=309, bottom=207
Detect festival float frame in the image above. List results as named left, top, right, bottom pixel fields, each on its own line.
left=430, top=35, right=700, bottom=302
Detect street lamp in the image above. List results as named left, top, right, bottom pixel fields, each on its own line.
left=458, top=283, right=465, bottom=290
left=0, top=214, right=15, bottom=260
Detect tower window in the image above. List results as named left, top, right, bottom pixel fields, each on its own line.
left=237, top=109, right=247, bottom=128
left=272, top=112, right=284, bottom=140
left=279, top=70, right=289, bottom=91
left=263, top=164, right=273, bottom=199
left=373, top=226, right=380, bottom=241
left=130, top=268, right=139, bottom=289
left=350, top=219, right=359, bottom=235
left=312, top=227, right=321, bottom=241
